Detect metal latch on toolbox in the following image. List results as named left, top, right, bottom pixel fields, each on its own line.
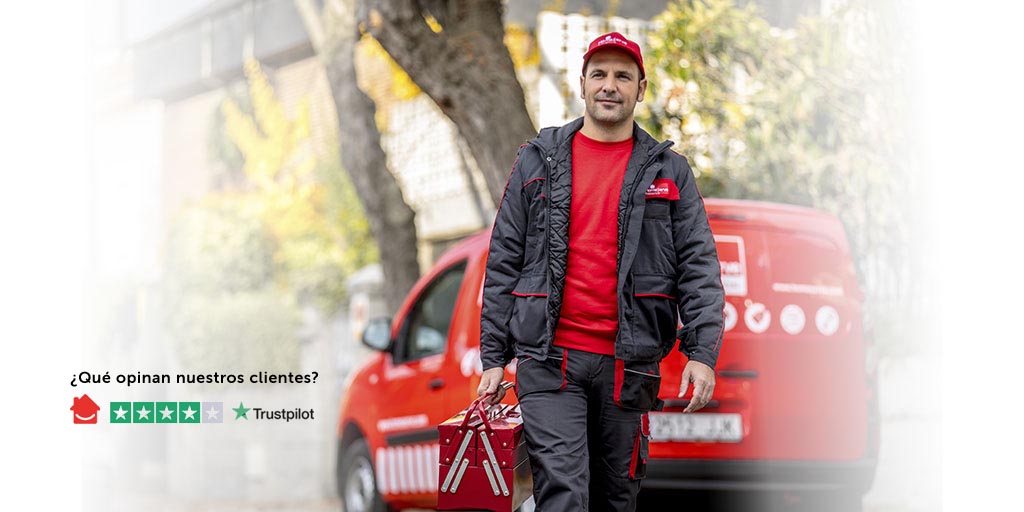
left=479, top=429, right=510, bottom=497
left=440, top=429, right=474, bottom=493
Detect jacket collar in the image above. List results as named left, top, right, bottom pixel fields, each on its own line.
left=532, top=117, right=667, bottom=158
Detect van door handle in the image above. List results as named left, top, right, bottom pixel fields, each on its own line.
left=718, top=370, right=758, bottom=379
left=428, top=378, right=445, bottom=390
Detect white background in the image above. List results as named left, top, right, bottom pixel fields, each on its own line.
left=916, top=1, right=1024, bottom=510
left=1, top=2, right=88, bottom=509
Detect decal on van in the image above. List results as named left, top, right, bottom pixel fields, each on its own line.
left=376, top=443, right=440, bottom=495
left=714, top=235, right=748, bottom=296
left=461, top=348, right=483, bottom=377
left=377, top=414, right=429, bottom=433
left=779, top=304, right=806, bottom=335
left=771, top=282, right=844, bottom=297
left=744, top=301, right=771, bottom=333
left=815, top=305, right=840, bottom=336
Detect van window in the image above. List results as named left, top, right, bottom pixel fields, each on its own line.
left=393, top=261, right=467, bottom=363
left=764, top=231, right=849, bottom=299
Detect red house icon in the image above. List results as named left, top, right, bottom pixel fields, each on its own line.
left=71, top=394, right=100, bottom=424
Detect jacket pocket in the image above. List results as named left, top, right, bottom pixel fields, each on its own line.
left=614, top=360, right=663, bottom=412
left=643, top=198, right=671, bottom=219
left=509, top=274, right=547, bottom=349
left=515, top=354, right=565, bottom=398
left=631, top=274, right=679, bottom=360
left=635, top=203, right=676, bottom=275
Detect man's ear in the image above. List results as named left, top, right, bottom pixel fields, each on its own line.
left=637, top=78, right=648, bottom=103
left=579, top=75, right=586, bottom=100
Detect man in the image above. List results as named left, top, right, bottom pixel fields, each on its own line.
left=478, top=32, right=725, bottom=511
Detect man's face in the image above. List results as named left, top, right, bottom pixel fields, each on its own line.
left=580, top=50, right=647, bottom=128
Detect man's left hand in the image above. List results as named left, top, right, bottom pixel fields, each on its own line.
left=679, top=360, right=715, bottom=413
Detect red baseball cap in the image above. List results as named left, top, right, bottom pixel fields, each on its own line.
left=582, top=32, right=645, bottom=79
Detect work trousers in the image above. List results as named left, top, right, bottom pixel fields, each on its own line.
left=516, top=348, right=650, bottom=512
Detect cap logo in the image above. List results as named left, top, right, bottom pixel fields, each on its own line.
left=598, top=36, right=627, bottom=46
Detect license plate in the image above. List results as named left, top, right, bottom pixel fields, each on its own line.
left=648, top=412, right=744, bottom=443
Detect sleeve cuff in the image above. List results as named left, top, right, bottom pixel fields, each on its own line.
left=676, top=327, right=719, bottom=369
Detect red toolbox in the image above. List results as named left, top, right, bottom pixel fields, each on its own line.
left=437, top=387, right=532, bottom=511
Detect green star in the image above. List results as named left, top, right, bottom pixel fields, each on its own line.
left=233, top=402, right=251, bottom=420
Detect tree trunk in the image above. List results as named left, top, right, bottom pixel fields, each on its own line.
left=296, top=0, right=420, bottom=316
left=360, top=0, right=538, bottom=207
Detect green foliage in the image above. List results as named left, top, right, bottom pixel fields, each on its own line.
left=645, top=0, right=845, bottom=201
left=219, top=59, right=377, bottom=313
left=642, top=0, right=914, bottom=352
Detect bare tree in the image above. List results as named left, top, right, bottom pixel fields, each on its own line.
left=359, top=0, right=537, bottom=205
left=295, top=0, right=420, bottom=316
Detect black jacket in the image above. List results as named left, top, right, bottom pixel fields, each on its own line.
left=480, top=118, right=724, bottom=370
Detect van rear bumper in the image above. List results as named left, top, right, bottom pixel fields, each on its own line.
left=643, top=457, right=877, bottom=493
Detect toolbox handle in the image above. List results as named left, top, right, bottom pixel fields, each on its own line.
left=460, top=381, right=513, bottom=433
left=440, top=394, right=494, bottom=465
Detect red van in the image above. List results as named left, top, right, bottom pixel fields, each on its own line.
left=335, top=198, right=879, bottom=512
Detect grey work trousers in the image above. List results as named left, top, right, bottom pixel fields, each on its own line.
left=516, top=348, right=650, bottom=512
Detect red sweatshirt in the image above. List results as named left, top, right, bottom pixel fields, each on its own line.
left=552, top=132, right=633, bottom=356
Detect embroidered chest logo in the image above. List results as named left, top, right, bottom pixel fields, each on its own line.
left=645, top=178, right=680, bottom=200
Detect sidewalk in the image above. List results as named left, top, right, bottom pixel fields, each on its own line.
left=862, top=354, right=941, bottom=511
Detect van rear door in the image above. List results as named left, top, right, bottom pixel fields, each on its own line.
left=653, top=207, right=869, bottom=463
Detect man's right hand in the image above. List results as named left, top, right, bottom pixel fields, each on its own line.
left=477, top=367, right=506, bottom=406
